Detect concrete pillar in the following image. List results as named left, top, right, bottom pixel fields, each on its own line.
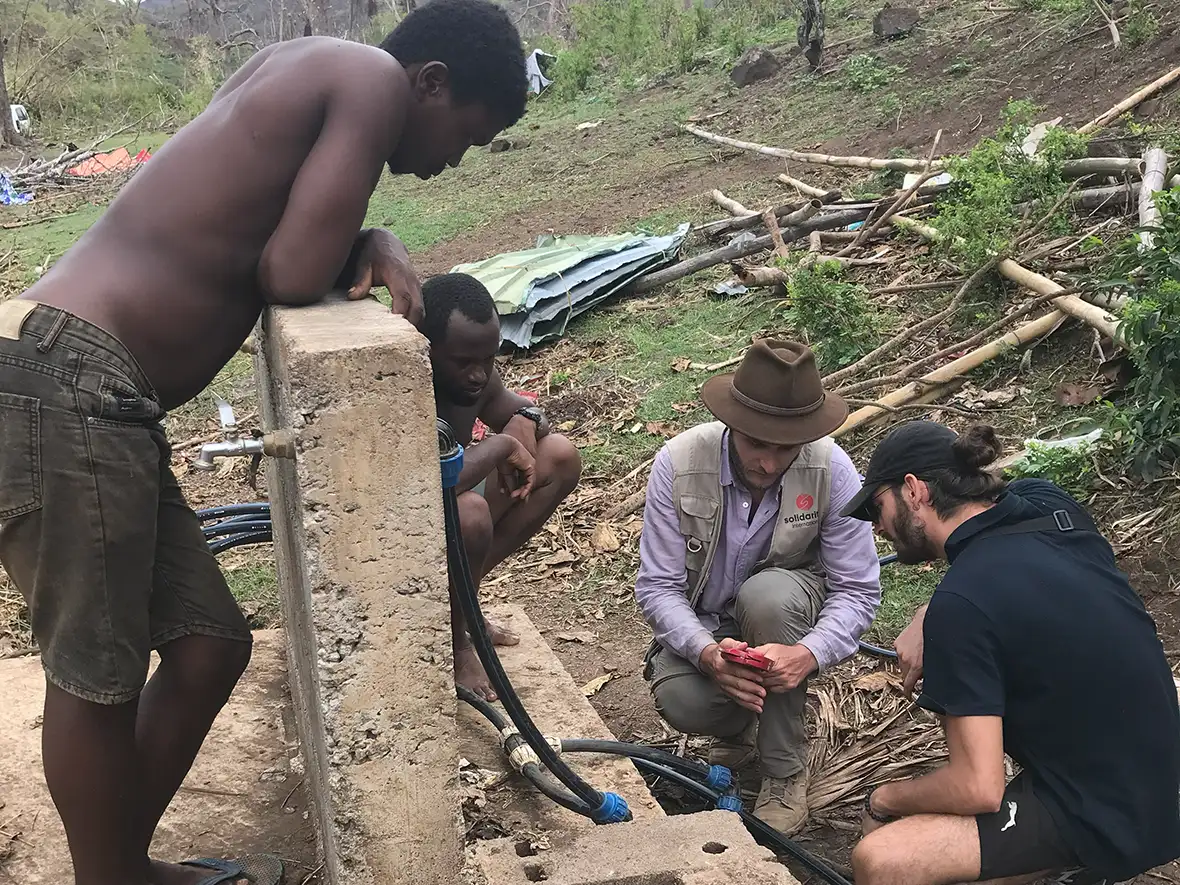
left=255, top=297, right=462, bottom=885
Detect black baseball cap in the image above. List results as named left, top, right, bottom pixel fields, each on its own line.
left=842, top=421, right=961, bottom=521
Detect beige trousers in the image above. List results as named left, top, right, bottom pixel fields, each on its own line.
left=648, top=568, right=826, bottom=779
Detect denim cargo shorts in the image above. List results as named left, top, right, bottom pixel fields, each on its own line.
left=0, top=300, right=252, bottom=704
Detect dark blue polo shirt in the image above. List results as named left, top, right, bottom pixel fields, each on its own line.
left=918, top=479, right=1180, bottom=879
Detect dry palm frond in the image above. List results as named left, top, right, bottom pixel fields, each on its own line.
left=804, top=660, right=947, bottom=816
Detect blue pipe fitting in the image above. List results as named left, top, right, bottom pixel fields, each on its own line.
left=440, top=445, right=464, bottom=490
left=705, top=765, right=733, bottom=792
left=715, top=793, right=743, bottom=812
left=590, top=792, right=630, bottom=824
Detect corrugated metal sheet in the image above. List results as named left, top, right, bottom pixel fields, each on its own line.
left=451, top=225, right=690, bottom=348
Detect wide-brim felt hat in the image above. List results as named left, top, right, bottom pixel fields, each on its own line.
left=700, top=339, right=848, bottom=446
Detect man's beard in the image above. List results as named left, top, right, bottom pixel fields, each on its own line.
left=890, top=502, right=937, bottom=564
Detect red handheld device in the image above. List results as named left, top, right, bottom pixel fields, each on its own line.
left=720, top=648, right=772, bottom=671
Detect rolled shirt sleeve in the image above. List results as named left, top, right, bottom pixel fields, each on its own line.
left=797, top=445, right=882, bottom=671
left=633, top=447, right=716, bottom=668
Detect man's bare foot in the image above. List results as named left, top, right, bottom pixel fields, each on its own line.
left=485, top=616, right=520, bottom=647
left=455, top=644, right=498, bottom=701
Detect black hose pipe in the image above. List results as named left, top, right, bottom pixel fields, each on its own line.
left=439, top=419, right=629, bottom=824
left=207, top=531, right=273, bottom=555
left=857, top=552, right=902, bottom=660
left=629, top=758, right=852, bottom=885
left=456, top=685, right=593, bottom=817
left=197, top=503, right=272, bottom=522
left=202, top=520, right=274, bottom=539
left=629, top=757, right=741, bottom=812
left=559, top=739, right=732, bottom=792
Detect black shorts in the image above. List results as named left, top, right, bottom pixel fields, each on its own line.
left=978, top=774, right=1115, bottom=885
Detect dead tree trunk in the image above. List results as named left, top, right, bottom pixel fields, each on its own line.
left=0, top=37, right=21, bottom=148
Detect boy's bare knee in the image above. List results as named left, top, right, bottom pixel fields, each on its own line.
left=540, top=433, right=582, bottom=491
left=458, top=491, right=494, bottom=549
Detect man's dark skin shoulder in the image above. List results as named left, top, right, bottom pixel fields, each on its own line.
left=23, top=38, right=407, bottom=409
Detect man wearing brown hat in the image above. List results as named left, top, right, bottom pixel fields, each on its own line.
left=635, top=339, right=881, bottom=834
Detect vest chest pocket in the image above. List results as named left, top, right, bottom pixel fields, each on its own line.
left=679, top=494, right=718, bottom=578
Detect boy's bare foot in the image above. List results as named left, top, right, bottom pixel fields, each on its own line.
left=485, top=617, right=520, bottom=647
left=455, top=644, right=498, bottom=701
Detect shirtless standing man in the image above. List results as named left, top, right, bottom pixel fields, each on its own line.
left=0, top=3, right=527, bottom=884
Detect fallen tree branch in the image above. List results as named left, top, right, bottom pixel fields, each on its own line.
left=777, top=173, right=832, bottom=198
left=843, top=398, right=981, bottom=418
left=890, top=216, right=1122, bottom=341
left=1139, top=147, right=1168, bottom=250
left=833, top=310, right=1067, bottom=436
left=765, top=209, right=790, bottom=258
left=1079, top=64, right=1180, bottom=134
left=824, top=257, right=1002, bottom=387
left=836, top=133, right=944, bottom=257
left=712, top=189, right=751, bottom=216
left=633, top=208, right=871, bottom=293
left=681, top=124, right=937, bottom=172
left=1061, top=157, right=1145, bottom=179
left=696, top=194, right=834, bottom=239
left=604, top=488, right=647, bottom=521
left=868, top=278, right=965, bottom=296
left=1015, top=182, right=1142, bottom=216
left=902, top=291, right=1069, bottom=379
left=1091, top=0, right=1120, bottom=48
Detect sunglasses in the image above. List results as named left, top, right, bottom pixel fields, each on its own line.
left=865, top=485, right=893, bottom=523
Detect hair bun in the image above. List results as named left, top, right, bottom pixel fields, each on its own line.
left=952, top=424, right=1002, bottom=471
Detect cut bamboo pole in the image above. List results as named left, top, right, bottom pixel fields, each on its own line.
left=681, top=124, right=936, bottom=172
left=833, top=311, right=1066, bottom=437
left=778, top=173, right=831, bottom=198
left=1061, top=157, right=1145, bottom=179
left=1079, top=65, right=1180, bottom=134
left=712, top=189, right=752, bottom=216
left=632, top=208, right=871, bottom=293
left=1139, top=147, right=1168, bottom=250
left=890, top=216, right=1122, bottom=341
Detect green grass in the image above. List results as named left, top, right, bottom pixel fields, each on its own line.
left=363, top=193, right=483, bottom=254
left=864, top=558, right=944, bottom=644
left=224, top=562, right=281, bottom=628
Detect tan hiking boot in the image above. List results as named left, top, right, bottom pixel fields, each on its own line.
left=754, top=768, right=810, bottom=836
left=708, top=721, right=758, bottom=770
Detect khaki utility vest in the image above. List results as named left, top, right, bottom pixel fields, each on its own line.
left=665, top=422, right=834, bottom=611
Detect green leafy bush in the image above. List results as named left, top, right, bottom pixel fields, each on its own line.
left=1097, top=188, right=1180, bottom=477
left=932, top=100, right=1088, bottom=265
left=843, top=55, right=902, bottom=92
left=785, top=262, right=881, bottom=371
left=1006, top=440, right=1096, bottom=499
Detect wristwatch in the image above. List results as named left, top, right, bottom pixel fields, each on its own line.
left=864, top=789, right=899, bottom=824
left=513, top=406, right=544, bottom=428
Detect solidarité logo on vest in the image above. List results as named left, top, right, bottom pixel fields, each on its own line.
left=784, top=493, right=819, bottom=525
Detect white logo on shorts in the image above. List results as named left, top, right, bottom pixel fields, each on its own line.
left=1000, top=801, right=1018, bottom=832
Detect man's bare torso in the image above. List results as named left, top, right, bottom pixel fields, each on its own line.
left=23, top=38, right=403, bottom=409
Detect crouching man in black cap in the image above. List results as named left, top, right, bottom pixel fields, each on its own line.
left=845, top=420, right=1180, bottom=885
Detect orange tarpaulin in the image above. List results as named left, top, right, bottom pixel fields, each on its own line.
left=68, top=147, right=150, bottom=177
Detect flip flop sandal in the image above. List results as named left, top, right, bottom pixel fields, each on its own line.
left=181, top=854, right=285, bottom=885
